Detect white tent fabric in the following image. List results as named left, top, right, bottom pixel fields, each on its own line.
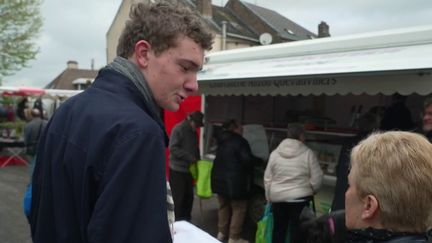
left=198, top=25, right=432, bottom=96
left=0, top=86, right=82, bottom=98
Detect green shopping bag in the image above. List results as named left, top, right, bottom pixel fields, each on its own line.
left=255, top=203, right=273, bottom=243
left=189, top=160, right=213, bottom=198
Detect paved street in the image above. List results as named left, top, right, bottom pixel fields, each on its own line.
left=0, top=165, right=256, bottom=243
left=191, top=194, right=256, bottom=242
left=0, top=165, right=32, bottom=243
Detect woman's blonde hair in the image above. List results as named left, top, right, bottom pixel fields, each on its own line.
left=350, top=131, right=432, bottom=232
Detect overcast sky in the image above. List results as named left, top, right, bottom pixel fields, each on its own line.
left=4, top=0, right=432, bottom=87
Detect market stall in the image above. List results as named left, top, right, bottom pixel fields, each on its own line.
left=197, top=25, right=432, bottom=220
left=0, top=87, right=81, bottom=166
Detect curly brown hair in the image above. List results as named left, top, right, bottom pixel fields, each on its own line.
left=116, top=2, right=214, bottom=58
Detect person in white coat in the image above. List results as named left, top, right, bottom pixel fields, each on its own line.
left=264, top=123, right=323, bottom=243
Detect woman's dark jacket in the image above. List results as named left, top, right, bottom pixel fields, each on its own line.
left=346, top=228, right=429, bottom=243
left=331, top=131, right=369, bottom=211
left=211, top=130, right=259, bottom=199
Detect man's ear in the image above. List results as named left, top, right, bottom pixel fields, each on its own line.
left=361, top=194, right=379, bottom=220
left=134, top=40, right=151, bottom=68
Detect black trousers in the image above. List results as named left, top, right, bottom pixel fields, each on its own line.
left=169, top=169, right=194, bottom=221
left=272, top=200, right=309, bottom=243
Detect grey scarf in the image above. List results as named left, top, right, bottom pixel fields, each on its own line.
left=105, top=56, right=175, bottom=235
left=105, top=57, right=162, bottom=125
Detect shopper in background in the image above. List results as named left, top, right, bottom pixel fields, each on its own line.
left=331, top=110, right=379, bottom=211
left=264, top=123, right=323, bottom=243
left=33, top=97, right=44, bottom=119
left=211, top=119, right=261, bottom=243
left=296, top=210, right=346, bottom=243
left=345, top=131, right=432, bottom=243
left=24, top=109, right=47, bottom=163
left=16, top=97, right=29, bottom=121
left=169, top=110, right=204, bottom=221
left=29, top=3, right=213, bottom=243
left=421, top=96, right=432, bottom=142
left=380, top=94, right=414, bottom=131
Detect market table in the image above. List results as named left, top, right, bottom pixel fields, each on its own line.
left=0, top=138, right=28, bottom=168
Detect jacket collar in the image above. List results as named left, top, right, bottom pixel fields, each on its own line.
left=346, top=227, right=428, bottom=243
left=92, top=68, right=169, bottom=145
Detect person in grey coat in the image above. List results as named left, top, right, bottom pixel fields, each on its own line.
left=24, top=108, right=47, bottom=161
left=169, top=111, right=203, bottom=221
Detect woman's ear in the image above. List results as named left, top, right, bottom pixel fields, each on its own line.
left=134, top=40, right=151, bottom=68
left=361, top=194, right=379, bottom=220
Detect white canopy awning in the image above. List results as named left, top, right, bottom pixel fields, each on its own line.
left=198, top=25, right=432, bottom=96
left=0, top=86, right=82, bottom=98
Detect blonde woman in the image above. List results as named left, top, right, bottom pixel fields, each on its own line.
left=345, top=131, right=432, bottom=242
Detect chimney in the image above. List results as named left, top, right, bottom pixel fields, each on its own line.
left=67, top=60, right=78, bottom=69
left=318, top=21, right=330, bottom=38
left=196, top=0, right=212, bottom=18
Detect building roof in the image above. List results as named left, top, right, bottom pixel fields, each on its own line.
left=242, top=2, right=317, bottom=40
left=184, top=0, right=258, bottom=42
left=45, top=68, right=98, bottom=90
left=212, top=4, right=258, bottom=40
left=184, top=0, right=316, bottom=43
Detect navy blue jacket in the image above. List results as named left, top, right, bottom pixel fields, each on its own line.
left=30, top=68, right=172, bottom=243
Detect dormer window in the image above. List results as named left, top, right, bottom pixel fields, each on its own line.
left=284, top=28, right=295, bottom=35
left=72, top=78, right=94, bottom=90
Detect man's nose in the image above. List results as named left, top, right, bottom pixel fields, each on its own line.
left=184, top=74, right=199, bottom=95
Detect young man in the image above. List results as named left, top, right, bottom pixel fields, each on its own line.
left=29, top=3, right=213, bottom=243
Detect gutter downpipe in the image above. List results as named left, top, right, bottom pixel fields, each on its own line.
left=221, top=21, right=227, bottom=50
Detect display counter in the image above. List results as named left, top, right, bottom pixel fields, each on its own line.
left=265, top=127, right=356, bottom=213
left=266, top=127, right=355, bottom=175
left=203, top=123, right=357, bottom=217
